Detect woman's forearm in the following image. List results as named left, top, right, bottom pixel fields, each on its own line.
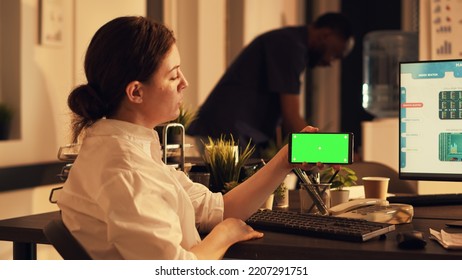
left=222, top=145, right=292, bottom=220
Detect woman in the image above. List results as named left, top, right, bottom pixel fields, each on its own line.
left=58, top=16, right=318, bottom=260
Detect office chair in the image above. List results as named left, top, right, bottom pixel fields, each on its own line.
left=349, top=161, right=417, bottom=194
left=43, top=218, right=92, bottom=260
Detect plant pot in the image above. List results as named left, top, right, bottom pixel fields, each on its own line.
left=283, top=173, right=298, bottom=190
left=260, top=194, right=274, bottom=210
left=330, top=189, right=350, bottom=206
left=274, top=187, right=289, bottom=208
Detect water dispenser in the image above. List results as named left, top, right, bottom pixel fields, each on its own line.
left=362, top=31, right=418, bottom=118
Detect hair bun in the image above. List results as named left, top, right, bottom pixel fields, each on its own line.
left=68, top=84, right=107, bottom=120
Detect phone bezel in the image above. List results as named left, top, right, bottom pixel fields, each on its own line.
left=288, top=132, right=354, bottom=164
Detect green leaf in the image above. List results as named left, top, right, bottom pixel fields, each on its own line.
left=319, top=165, right=357, bottom=190
left=202, top=134, right=255, bottom=193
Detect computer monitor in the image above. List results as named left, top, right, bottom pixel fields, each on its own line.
left=399, top=59, right=462, bottom=181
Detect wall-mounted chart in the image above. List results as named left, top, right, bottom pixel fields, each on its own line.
left=430, top=0, right=462, bottom=59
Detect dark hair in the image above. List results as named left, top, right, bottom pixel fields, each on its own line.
left=67, top=16, right=175, bottom=142
left=314, top=12, right=353, bottom=40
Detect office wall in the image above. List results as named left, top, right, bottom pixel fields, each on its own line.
left=0, top=0, right=146, bottom=168
left=0, top=0, right=73, bottom=167
left=0, top=0, right=73, bottom=259
left=0, top=0, right=21, bottom=140
left=0, top=0, right=146, bottom=260
left=73, top=0, right=147, bottom=85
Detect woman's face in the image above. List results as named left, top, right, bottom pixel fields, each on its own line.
left=140, top=44, right=188, bottom=126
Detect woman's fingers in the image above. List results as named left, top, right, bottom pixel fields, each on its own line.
left=300, top=126, right=319, bottom=133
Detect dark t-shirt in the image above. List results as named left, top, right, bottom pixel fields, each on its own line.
left=187, top=26, right=308, bottom=149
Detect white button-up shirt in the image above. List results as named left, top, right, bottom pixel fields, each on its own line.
left=57, top=119, right=224, bottom=259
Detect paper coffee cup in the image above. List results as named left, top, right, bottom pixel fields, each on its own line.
left=362, top=177, right=390, bottom=199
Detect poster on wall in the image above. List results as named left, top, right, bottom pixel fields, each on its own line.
left=39, top=0, right=64, bottom=47
left=430, top=0, right=462, bottom=59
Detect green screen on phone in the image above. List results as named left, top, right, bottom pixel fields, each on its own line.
left=289, top=133, right=353, bottom=164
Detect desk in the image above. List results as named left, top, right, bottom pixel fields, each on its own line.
left=227, top=218, right=462, bottom=259
left=1, top=207, right=462, bottom=260
left=0, top=211, right=59, bottom=259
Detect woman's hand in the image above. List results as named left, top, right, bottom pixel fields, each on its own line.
left=215, top=218, right=264, bottom=244
left=287, top=125, right=323, bottom=171
left=190, top=218, right=263, bottom=259
left=265, top=125, right=323, bottom=173
left=222, top=125, right=324, bottom=223
left=300, top=125, right=319, bottom=133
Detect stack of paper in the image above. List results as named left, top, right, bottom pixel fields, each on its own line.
left=429, top=228, right=462, bottom=249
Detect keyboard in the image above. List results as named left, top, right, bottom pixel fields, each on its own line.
left=387, top=193, right=462, bottom=206
left=246, top=209, right=395, bottom=242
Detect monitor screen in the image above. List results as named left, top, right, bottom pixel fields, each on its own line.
left=399, top=59, right=462, bottom=181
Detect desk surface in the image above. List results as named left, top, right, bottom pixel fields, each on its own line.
left=0, top=211, right=59, bottom=244
left=226, top=217, right=462, bottom=260
left=1, top=209, right=462, bottom=260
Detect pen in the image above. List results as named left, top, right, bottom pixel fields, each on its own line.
left=309, top=173, right=317, bottom=185
left=306, top=169, right=338, bottom=212
left=293, top=168, right=329, bottom=215
left=294, top=168, right=313, bottom=185
left=301, top=170, right=312, bottom=184
left=328, top=169, right=339, bottom=184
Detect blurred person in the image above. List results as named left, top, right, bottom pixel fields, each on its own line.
left=187, top=12, right=354, bottom=155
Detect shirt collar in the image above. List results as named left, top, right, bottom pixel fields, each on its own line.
left=88, top=119, right=158, bottom=141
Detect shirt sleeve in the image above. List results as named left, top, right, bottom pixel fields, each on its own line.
left=96, top=169, right=199, bottom=260
left=171, top=167, right=224, bottom=233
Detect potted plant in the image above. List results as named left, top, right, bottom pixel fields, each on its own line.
left=320, top=165, right=358, bottom=206
left=273, top=181, right=289, bottom=208
left=170, top=105, right=196, bottom=134
left=202, top=134, right=255, bottom=193
left=0, top=103, right=13, bottom=140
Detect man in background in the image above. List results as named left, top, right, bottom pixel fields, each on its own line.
left=187, top=12, right=354, bottom=156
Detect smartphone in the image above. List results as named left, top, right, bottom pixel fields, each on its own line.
left=289, top=132, right=354, bottom=164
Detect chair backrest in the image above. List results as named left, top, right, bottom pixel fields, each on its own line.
left=43, top=218, right=92, bottom=260
left=349, top=161, right=417, bottom=194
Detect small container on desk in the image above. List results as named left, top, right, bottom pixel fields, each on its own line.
left=299, top=183, right=331, bottom=214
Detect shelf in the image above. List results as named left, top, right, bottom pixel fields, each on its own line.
left=165, top=143, right=193, bottom=150
left=167, top=163, right=179, bottom=169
